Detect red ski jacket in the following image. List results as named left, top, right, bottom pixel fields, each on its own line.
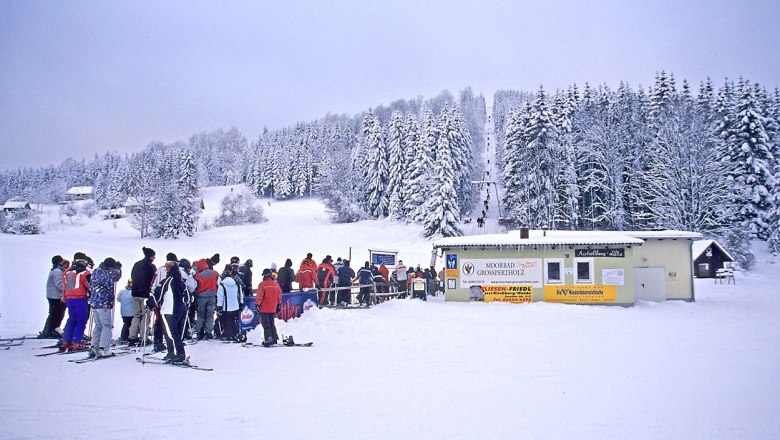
left=256, top=278, right=282, bottom=313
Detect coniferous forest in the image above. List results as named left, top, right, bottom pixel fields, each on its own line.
left=1, top=73, right=778, bottom=268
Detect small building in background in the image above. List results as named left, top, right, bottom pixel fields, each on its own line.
left=692, top=240, right=734, bottom=278
left=2, top=201, right=31, bottom=213
left=65, top=186, right=94, bottom=201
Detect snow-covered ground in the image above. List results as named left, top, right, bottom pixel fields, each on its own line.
left=1, top=189, right=779, bottom=439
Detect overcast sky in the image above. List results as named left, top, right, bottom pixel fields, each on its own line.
left=1, top=0, right=779, bottom=170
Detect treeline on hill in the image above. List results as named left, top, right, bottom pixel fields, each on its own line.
left=0, top=89, right=486, bottom=239
left=494, top=72, right=780, bottom=268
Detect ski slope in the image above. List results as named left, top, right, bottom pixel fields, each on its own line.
left=1, top=191, right=779, bottom=439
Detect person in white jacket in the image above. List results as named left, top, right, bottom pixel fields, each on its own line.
left=216, top=270, right=243, bottom=341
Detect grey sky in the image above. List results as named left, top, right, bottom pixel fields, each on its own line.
left=1, top=0, right=778, bottom=170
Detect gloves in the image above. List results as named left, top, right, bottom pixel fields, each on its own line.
left=216, top=306, right=223, bottom=316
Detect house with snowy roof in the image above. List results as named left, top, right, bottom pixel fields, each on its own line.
left=2, top=201, right=31, bottom=212
left=691, top=240, right=734, bottom=278
left=433, top=229, right=702, bottom=306
left=65, top=186, right=94, bottom=201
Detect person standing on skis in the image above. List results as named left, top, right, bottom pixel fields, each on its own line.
left=89, top=258, right=122, bottom=358
left=60, top=256, right=92, bottom=352
left=149, top=259, right=189, bottom=364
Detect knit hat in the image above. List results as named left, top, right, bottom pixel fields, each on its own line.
left=262, top=268, right=273, bottom=279
left=179, top=258, right=191, bottom=271
left=211, top=253, right=220, bottom=264
left=166, top=253, right=178, bottom=263
left=52, top=255, right=63, bottom=267
left=103, top=257, right=117, bottom=268
left=143, top=247, right=156, bottom=258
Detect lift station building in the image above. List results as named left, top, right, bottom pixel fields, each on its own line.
left=433, top=229, right=702, bottom=306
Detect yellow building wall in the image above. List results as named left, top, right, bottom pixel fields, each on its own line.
left=631, top=239, right=694, bottom=301
left=442, top=246, right=636, bottom=305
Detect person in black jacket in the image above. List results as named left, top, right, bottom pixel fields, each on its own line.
left=149, top=261, right=188, bottom=364
left=128, top=247, right=156, bottom=346
left=238, top=259, right=253, bottom=295
left=277, top=259, right=295, bottom=293
left=336, top=259, right=355, bottom=306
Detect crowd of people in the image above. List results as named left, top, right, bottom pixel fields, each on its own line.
left=41, top=248, right=443, bottom=364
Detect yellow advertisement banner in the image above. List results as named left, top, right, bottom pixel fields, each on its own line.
left=445, top=268, right=459, bottom=278
left=543, top=285, right=617, bottom=303
left=483, top=285, right=534, bottom=303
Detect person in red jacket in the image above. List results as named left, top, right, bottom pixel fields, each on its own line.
left=60, top=257, right=92, bottom=352
left=256, top=268, right=282, bottom=346
left=316, top=257, right=336, bottom=305
left=297, top=259, right=317, bottom=289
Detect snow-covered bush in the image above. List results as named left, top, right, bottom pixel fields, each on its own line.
left=80, top=200, right=98, bottom=218
left=214, top=190, right=266, bottom=227
left=0, top=212, right=7, bottom=233
left=6, top=209, right=41, bottom=235
left=60, top=203, right=77, bottom=222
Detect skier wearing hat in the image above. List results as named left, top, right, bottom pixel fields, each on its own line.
left=149, top=259, right=189, bottom=363
left=256, top=268, right=282, bottom=346
left=60, top=256, right=92, bottom=352
left=40, top=255, right=68, bottom=339
left=238, top=259, right=253, bottom=296
left=89, top=258, right=123, bottom=358
left=129, top=247, right=157, bottom=347
left=193, top=257, right=220, bottom=340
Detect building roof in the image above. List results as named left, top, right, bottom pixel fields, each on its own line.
left=622, top=230, right=703, bottom=240
left=65, top=186, right=94, bottom=195
left=2, top=201, right=30, bottom=209
left=692, top=239, right=735, bottom=262
left=433, top=229, right=644, bottom=249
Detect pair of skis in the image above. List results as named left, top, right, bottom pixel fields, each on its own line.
left=68, top=348, right=137, bottom=364
left=136, top=356, right=213, bottom=371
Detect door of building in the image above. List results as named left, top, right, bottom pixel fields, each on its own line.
left=634, top=267, right=666, bottom=302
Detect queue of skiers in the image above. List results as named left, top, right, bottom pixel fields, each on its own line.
left=41, top=248, right=441, bottom=363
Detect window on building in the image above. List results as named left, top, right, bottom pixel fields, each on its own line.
left=574, top=258, right=594, bottom=284
left=545, top=258, right=564, bottom=284
left=699, top=263, right=710, bottom=274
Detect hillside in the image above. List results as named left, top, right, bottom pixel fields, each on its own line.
left=0, top=192, right=778, bottom=439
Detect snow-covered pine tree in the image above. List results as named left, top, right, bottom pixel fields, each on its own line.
left=501, top=104, right=532, bottom=227
left=448, top=105, right=475, bottom=217
left=386, top=111, right=407, bottom=220
left=360, top=111, right=389, bottom=218
left=551, top=88, right=579, bottom=229
left=405, top=110, right=434, bottom=223
left=726, top=80, right=775, bottom=239
left=423, top=106, right=462, bottom=237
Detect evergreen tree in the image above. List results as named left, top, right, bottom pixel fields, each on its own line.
left=423, top=107, right=462, bottom=237
left=361, top=111, right=389, bottom=218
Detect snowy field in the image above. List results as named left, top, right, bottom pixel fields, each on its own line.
left=1, top=187, right=779, bottom=439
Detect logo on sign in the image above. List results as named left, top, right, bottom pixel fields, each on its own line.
left=240, top=306, right=254, bottom=324
left=463, top=262, right=475, bottom=275
left=446, top=254, right=458, bottom=270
